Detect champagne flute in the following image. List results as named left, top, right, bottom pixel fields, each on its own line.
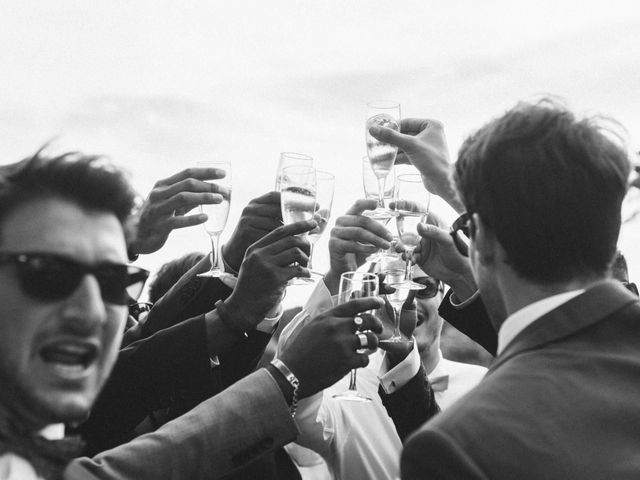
left=365, top=101, right=401, bottom=209
left=394, top=174, right=431, bottom=289
left=362, top=156, right=399, bottom=265
left=307, top=170, right=335, bottom=276
left=378, top=267, right=414, bottom=354
left=197, top=161, right=233, bottom=278
left=280, top=165, right=317, bottom=284
left=275, top=152, right=313, bottom=191
left=333, top=271, right=379, bottom=402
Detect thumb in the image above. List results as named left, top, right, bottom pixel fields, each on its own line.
left=417, top=222, right=451, bottom=247
left=369, top=125, right=414, bottom=151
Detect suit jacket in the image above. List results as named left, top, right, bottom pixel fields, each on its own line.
left=379, top=364, right=440, bottom=442
left=80, top=256, right=272, bottom=455
left=65, top=369, right=299, bottom=480
left=402, top=281, right=640, bottom=480
left=438, top=288, right=497, bottom=356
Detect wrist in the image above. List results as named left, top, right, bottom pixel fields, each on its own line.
left=448, top=272, right=477, bottom=303
left=268, top=359, right=300, bottom=417
left=221, top=243, right=241, bottom=274
left=323, top=269, right=341, bottom=295
left=218, top=296, right=262, bottom=332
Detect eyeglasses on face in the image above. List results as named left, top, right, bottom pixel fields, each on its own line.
left=412, top=276, right=444, bottom=299
left=0, top=252, right=149, bottom=306
left=450, top=212, right=472, bottom=257
left=622, top=281, right=639, bottom=296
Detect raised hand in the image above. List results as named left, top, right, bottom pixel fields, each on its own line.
left=368, top=118, right=465, bottom=213
left=224, top=219, right=316, bottom=327
left=413, top=211, right=477, bottom=302
left=221, top=191, right=283, bottom=273
left=128, top=167, right=226, bottom=255
left=278, top=297, right=384, bottom=398
left=324, top=199, right=393, bottom=295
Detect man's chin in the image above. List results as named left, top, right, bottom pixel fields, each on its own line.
left=29, top=391, right=94, bottom=426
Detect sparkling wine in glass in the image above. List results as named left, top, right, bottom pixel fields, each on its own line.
left=366, top=101, right=401, bottom=209
left=280, top=165, right=317, bottom=284
left=333, top=271, right=379, bottom=402
left=275, top=152, right=313, bottom=191
left=307, top=170, right=335, bottom=276
left=379, top=269, right=414, bottom=354
left=394, top=174, right=431, bottom=289
left=362, top=156, right=399, bottom=266
left=197, top=161, right=232, bottom=278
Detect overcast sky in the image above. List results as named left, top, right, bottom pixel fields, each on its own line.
left=2, top=0, right=640, bottom=298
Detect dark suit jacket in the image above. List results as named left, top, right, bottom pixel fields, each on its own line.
left=66, top=369, right=299, bottom=480
left=379, top=364, right=440, bottom=442
left=438, top=288, right=497, bottom=356
left=80, top=257, right=272, bottom=455
left=402, top=281, right=640, bottom=479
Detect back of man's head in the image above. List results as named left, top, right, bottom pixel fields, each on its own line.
left=0, top=148, right=136, bottom=233
left=454, top=99, right=630, bottom=284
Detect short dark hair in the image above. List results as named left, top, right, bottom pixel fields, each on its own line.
left=454, top=99, right=630, bottom=283
left=147, top=251, right=206, bottom=303
left=0, top=148, right=137, bottom=237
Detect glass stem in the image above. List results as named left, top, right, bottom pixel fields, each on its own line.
left=209, top=232, right=221, bottom=272
left=348, top=369, right=358, bottom=391
left=405, top=250, right=412, bottom=282
left=377, top=176, right=385, bottom=208
left=393, top=305, right=402, bottom=338
left=308, top=242, right=315, bottom=271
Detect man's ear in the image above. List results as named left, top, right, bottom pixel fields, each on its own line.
left=471, top=213, right=496, bottom=266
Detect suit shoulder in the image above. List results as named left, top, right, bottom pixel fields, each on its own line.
left=402, top=426, right=488, bottom=480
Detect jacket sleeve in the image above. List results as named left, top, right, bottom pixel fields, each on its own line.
left=379, top=364, right=440, bottom=442
left=401, top=426, right=488, bottom=480
left=438, top=289, right=497, bottom=356
left=140, top=257, right=233, bottom=338
left=79, top=316, right=216, bottom=455
left=66, top=369, right=299, bottom=480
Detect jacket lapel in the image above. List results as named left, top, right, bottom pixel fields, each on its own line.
left=488, top=280, right=638, bottom=373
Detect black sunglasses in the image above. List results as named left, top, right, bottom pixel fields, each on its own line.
left=0, top=252, right=149, bottom=306
left=450, top=212, right=472, bottom=257
left=622, top=281, right=639, bottom=296
left=412, top=276, right=444, bottom=300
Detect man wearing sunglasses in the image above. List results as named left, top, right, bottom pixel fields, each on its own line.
left=0, top=150, right=386, bottom=480
left=376, top=101, right=640, bottom=480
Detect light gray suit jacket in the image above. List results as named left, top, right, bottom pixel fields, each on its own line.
left=402, top=281, right=640, bottom=480
left=65, top=369, right=298, bottom=480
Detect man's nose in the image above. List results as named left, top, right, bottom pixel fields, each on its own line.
left=61, top=274, right=108, bottom=333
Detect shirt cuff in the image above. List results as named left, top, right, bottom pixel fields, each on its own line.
left=378, top=337, right=421, bottom=394
left=449, top=289, right=480, bottom=309
left=256, top=304, right=283, bottom=333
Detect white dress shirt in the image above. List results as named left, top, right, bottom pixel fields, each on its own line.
left=0, top=424, right=64, bottom=480
left=279, top=281, right=487, bottom=480
left=497, top=290, right=584, bottom=355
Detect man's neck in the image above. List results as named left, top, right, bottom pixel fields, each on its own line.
left=495, top=268, right=605, bottom=328
left=420, top=341, right=441, bottom=375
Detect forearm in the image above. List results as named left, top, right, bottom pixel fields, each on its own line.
left=67, top=369, right=298, bottom=480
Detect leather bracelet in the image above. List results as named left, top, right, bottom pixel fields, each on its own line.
left=214, top=300, right=248, bottom=337
left=270, top=358, right=300, bottom=418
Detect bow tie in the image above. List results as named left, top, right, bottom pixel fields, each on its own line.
left=429, top=374, right=450, bottom=392
left=0, top=423, right=85, bottom=480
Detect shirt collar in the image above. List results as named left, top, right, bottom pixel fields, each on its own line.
left=497, top=289, right=584, bottom=355
left=38, top=424, right=65, bottom=440
left=426, top=350, right=450, bottom=392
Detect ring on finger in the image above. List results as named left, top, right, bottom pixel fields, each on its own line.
left=353, top=316, right=364, bottom=328
left=356, top=332, right=368, bottom=349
